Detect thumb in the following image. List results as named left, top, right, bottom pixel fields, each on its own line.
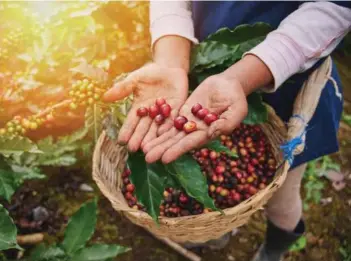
left=207, top=100, right=248, bottom=139
left=103, top=78, right=135, bottom=102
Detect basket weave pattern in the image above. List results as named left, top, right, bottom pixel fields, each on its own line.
left=92, top=57, right=332, bottom=243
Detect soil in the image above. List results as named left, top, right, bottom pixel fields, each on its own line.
left=2, top=56, right=351, bottom=261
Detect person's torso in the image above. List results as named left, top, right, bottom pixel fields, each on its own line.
left=192, top=1, right=300, bottom=41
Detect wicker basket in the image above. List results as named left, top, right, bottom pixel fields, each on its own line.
left=92, top=57, right=333, bottom=243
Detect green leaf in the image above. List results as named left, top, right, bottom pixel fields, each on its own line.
left=243, top=93, right=268, bottom=124
left=0, top=204, right=20, bottom=251
left=37, top=154, right=77, bottom=167
left=204, top=139, right=238, bottom=158
left=10, top=165, right=46, bottom=182
left=57, top=126, right=89, bottom=145
left=71, top=244, right=131, bottom=261
left=289, top=236, right=307, bottom=252
left=0, top=136, right=41, bottom=157
left=190, top=41, right=237, bottom=72
left=85, top=104, right=105, bottom=143
left=190, top=23, right=272, bottom=73
left=29, top=244, right=66, bottom=261
left=206, top=22, right=271, bottom=49
left=164, top=174, right=182, bottom=189
left=61, top=199, right=98, bottom=255
left=0, top=170, right=17, bottom=202
left=167, top=154, right=219, bottom=212
left=128, top=151, right=166, bottom=222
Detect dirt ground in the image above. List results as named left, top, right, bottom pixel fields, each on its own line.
left=2, top=55, right=351, bottom=261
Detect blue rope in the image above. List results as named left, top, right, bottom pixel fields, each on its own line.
left=291, top=114, right=306, bottom=124
left=280, top=114, right=307, bottom=165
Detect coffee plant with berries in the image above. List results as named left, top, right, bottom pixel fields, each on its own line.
left=0, top=1, right=149, bottom=253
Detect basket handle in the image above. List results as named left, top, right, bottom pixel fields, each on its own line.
left=280, top=56, right=337, bottom=165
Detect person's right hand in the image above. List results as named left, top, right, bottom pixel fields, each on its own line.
left=103, top=63, right=189, bottom=152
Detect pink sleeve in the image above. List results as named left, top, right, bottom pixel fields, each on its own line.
left=150, top=0, right=198, bottom=46
left=245, top=2, right=351, bottom=92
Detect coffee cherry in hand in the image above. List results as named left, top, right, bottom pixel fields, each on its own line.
left=174, top=116, right=188, bottom=130
left=137, top=107, right=149, bottom=117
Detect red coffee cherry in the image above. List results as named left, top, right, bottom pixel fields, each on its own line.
left=137, top=107, right=149, bottom=117
left=191, top=103, right=203, bottom=115
left=204, top=113, right=218, bottom=125
left=149, top=105, right=159, bottom=119
left=160, top=104, right=171, bottom=118
left=174, top=116, right=188, bottom=130
left=183, top=121, right=197, bottom=133
left=196, top=108, right=209, bottom=119
left=155, top=98, right=166, bottom=107
left=155, top=114, right=165, bottom=125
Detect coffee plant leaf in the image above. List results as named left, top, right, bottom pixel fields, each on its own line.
left=61, top=199, right=98, bottom=255
left=190, top=23, right=272, bottom=73
left=10, top=165, right=46, bottom=183
left=190, top=41, right=237, bottom=72
left=56, top=126, right=89, bottom=145
left=29, top=244, right=66, bottom=261
left=70, top=61, right=109, bottom=84
left=128, top=151, right=167, bottom=223
left=164, top=172, right=182, bottom=189
left=20, top=127, right=90, bottom=168
left=206, top=22, right=272, bottom=48
left=243, top=93, right=268, bottom=124
left=85, top=104, right=105, bottom=143
left=169, top=154, right=219, bottom=212
left=0, top=169, right=17, bottom=202
left=37, top=154, right=77, bottom=167
left=204, top=139, right=238, bottom=158
left=0, top=136, right=41, bottom=158
left=0, top=204, right=20, bottom=251
left=71, top=244, right=131, bottom=261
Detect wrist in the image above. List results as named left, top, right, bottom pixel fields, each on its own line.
left=220, top=54, right=274, bottom=96
left=153, top=35, right=191, bottom=73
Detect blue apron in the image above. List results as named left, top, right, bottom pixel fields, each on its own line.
left=192, top=1, right=346, bottom=168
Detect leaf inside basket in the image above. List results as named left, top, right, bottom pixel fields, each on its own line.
left=166, top=154, right=220, bottom=213
left=128, top=151, right=167, bottom=223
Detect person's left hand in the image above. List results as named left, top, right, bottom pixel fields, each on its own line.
left=142, top=73, right=249, bottom=164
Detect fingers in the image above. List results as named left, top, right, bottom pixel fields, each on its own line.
left=145, top=130, right=185, bottom=163
left=208, top=100, right=248, bottom=138
left=157, top=107, right=179, bottom=136
left=141, top=122, right=158, bottom=149
left=127, top=116, right=153, bottom=152
left=161, top=131, right=207, bottom=164
left=143, top=127, right=178, bottom=154
left=117, top=106, right=140, bottom=145
left=103, top=78, right=135, bottom=102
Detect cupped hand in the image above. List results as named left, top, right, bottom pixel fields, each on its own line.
left=103, top=63, right=188, bottom=152
left=143, top=74, right=248, bottom=164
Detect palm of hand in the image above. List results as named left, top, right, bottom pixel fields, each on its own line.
left=143, top=75, right=248, bottom=164
left=104, top=64, right=188, bottom=152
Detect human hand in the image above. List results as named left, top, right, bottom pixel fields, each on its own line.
left=143, top=73, right=248, bottom=164
left=103, top=63, right=188, bottom=152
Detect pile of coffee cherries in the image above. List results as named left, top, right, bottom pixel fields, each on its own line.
left=137, top=98, right=171, bottom=125
left=121, top=122, right=277, bottom=217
